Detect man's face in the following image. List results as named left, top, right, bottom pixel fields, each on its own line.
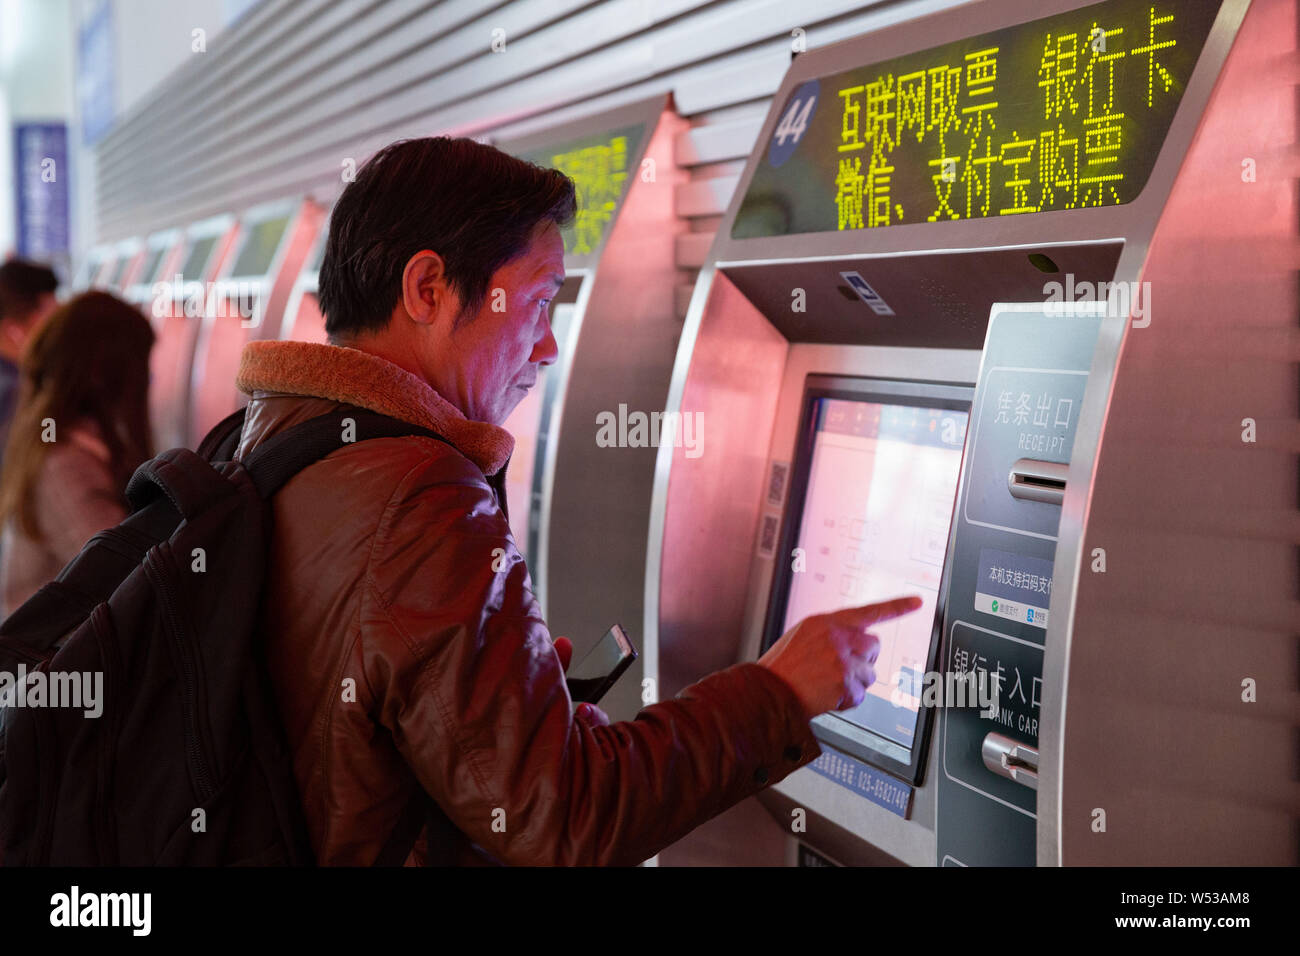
left=427, top=221, right=565, bottom=425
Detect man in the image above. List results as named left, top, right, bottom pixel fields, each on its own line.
left=234, top=137, right=920, bottom=865
left=0, top=259, right=58, bottom=464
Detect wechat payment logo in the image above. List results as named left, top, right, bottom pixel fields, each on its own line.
left=991, top=599, right=999, bottom=613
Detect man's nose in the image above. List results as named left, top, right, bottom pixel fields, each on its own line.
left=533, top=321, right=559, bottom=366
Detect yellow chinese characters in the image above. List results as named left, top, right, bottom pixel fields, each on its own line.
left=550, top=135, right=629, bottom=254
left=831, top=5, right=1181, bottom=230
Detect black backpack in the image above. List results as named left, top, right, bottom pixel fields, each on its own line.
left=0, top=405, right=457, bottom=865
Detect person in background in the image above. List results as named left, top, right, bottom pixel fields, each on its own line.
left=0, top=259, right=59, bottom=470
left=0, top=291, right=155, bottom=617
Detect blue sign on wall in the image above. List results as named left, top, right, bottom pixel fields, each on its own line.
left=78, top=0, right=115, bottom=145
left=14, top=124, right=70, bottom=259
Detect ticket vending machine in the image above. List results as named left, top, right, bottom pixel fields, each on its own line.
left=648, top=0, right=1292, bottom=865
left=936, top=301, right=1105, bottom=866
left=102, top=238, right=143, bottom=294
left=72, top=247, right=110, bottom=291
left=279, top=223, right=329, bottom=344
left=188, top=199, right=324, bottom=445
left=149, top=215, right=238, bottom=452
left=91, top=247, right=118, bottom=289
left=76, top=243, right=126, bottom=291
left=124, top=229, right=182, bottom=310
left=492, top=97, right=688, bottom=723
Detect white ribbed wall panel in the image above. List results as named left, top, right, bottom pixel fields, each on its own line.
left=93, top=0, right=969, bottom=244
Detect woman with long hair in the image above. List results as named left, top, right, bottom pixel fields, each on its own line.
left=0, top=291, right=155, bottom=616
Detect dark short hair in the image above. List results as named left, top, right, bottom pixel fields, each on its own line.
left=0, top=259, right=58, bottom=324
left=319, top=137, right=576, bottom=339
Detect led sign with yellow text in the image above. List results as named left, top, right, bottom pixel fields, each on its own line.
left=518, top=123, right=647, bottom=256
left=732, top=0, right=1222, bottom=238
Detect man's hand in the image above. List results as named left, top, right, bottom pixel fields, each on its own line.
left=757, top=597, right=924, bottom=720
left=553, top=636, right=574, bottom=671
left=552, top=636, right=611, bottom=728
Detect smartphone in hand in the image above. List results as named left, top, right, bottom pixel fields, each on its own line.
left=565, top=624, right=637, bottom=705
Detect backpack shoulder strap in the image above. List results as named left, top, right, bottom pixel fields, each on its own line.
left=196, top=406, right=249, bottom=462
left=240, top=406, right=452, bottom=499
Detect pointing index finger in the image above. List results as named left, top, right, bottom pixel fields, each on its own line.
left=833, top=596, right=924, bottom=628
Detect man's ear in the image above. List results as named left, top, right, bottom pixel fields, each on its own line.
left=400, top=250, right=458, bottom=328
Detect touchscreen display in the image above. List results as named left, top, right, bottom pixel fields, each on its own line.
left=182, top=236, right=218, bottom=281
left=138, top=246, right=167, bottom=286
left=230, top=215, right=289, bottom=277
left=782, top=397, right=967, bottom=749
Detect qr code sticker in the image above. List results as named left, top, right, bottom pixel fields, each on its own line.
left=758, top=513, right=780, bottom=558
left=766, top=461, right=789, bottom=507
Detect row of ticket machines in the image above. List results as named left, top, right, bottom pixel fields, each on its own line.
left=76, top=200, right=328, bottom=452
left=78, top=0, right=1294, bottom=866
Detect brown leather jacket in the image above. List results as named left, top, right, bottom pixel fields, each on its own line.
left=233, top=340, right=820, bottom=865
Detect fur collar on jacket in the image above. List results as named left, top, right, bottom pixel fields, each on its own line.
left=236, top=340, right=514, bottom=476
